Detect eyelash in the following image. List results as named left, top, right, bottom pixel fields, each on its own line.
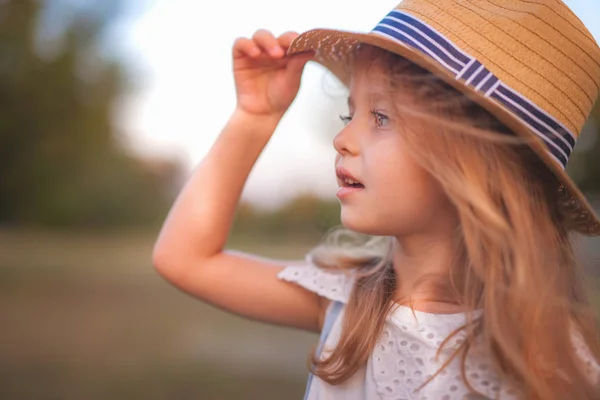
left=339, top=110, right=389, bottom=127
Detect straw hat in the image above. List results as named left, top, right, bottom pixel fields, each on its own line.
left=287, top=0, right=600, bottom=236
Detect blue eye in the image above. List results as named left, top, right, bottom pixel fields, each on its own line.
left=370, top=110, right=389, bottom=127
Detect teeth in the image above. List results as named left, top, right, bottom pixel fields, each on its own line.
left=343, top=177, right=361, bottom=186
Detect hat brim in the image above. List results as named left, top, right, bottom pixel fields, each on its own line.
left=288, top=28, right=600, bottom=236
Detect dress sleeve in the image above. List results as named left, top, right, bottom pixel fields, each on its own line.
left=572, top=330, right=600, bottom=384
left=277, top=255, right=355, bottom=303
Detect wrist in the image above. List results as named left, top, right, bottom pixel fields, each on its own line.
left=230, top=107, right=284, bottom=135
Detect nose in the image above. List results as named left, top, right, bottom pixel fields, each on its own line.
left=333, top=124, right=359, bottom=156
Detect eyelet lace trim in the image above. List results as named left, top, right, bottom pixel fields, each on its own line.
left=372, top=324, right=519, bottom=399
left=572, top=329, right=600, bottom=384
left=277, top=260, right=354, bottom=303
left=278, top=260, right=600, bottom=398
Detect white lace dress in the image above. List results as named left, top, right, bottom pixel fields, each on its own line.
left=277, top=260, right=599, bottom=400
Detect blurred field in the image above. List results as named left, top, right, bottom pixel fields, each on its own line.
left=0, top=229, right=599, bottom=400
left=0, top=229, right=319, bottom=400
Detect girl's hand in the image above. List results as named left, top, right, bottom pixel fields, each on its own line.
left=232, top=30, right=313, bottom=119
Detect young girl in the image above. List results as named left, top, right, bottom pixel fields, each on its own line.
left=153, top=1, right=600, bottom=399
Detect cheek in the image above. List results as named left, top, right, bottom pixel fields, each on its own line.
left=370, top=140, right=426, bottom=195
left=366, top=145, right=446, bottom=230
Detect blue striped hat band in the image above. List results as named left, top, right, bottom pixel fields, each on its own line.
left=371, top=9, right=577, bottom=170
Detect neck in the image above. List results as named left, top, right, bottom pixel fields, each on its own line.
left=391, top=230, right=461, bottom=309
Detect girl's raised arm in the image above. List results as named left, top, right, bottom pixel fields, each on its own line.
left=152, top=31, right=326, bottom=332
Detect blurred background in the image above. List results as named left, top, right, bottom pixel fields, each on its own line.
left=0, top=0, right=599, bottom=399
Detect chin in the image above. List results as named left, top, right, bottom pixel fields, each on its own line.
left=340, top=210, right=388, bottom=236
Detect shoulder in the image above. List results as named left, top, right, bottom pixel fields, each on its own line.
left=277, top=254, right=355, bottom=303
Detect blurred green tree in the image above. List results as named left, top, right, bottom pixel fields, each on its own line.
left=567, top=101, right=600, bottom=195
left=232, top=194, right=341, bottom=242
left=0, top=0, right=182, bottom=228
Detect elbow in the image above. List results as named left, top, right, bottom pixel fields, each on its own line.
left=151, top=240, right=207, bottom=283
left=152, top=241, right=179, bottom=280
left=151, top=235, right=218, bottom=282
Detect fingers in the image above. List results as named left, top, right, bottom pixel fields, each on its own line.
left=288, top=52, right=313, bottom=72
left=253, top=29, right=284, bottom=57
left=277, top=31, right=299, bottom=49
left=232, top=37, right=260, bottom=59
left=233, top=30, right=301, bottom=59
left=285, top=52, right=314, bottom=83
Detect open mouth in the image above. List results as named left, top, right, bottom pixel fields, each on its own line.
left=340, top=177, right=365, bottom=188
left=336, top=167, right=365, bottom=189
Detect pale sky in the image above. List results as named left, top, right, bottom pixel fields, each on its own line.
left=117, top=0, right=600, bottom=209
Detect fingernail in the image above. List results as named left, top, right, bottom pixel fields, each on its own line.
left=250, top=47, right=260, bottom=56
left=270, top=47, right=283, bottom=57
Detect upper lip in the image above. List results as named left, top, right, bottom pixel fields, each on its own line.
left=336, top=166, right=364, bottom=187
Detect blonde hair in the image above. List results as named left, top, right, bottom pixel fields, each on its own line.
left=308, top=46, right=600, bottom=399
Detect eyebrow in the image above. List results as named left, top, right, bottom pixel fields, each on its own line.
left=347, top=91, right=389, bottom=108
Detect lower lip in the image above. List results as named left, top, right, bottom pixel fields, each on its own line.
left=336, top=186, right=364, bottom=199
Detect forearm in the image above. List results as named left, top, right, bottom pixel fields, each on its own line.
left=153, top=108, right=282, bottom=264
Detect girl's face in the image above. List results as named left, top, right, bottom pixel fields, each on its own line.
left=334, top=60, right=459, bottom=237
